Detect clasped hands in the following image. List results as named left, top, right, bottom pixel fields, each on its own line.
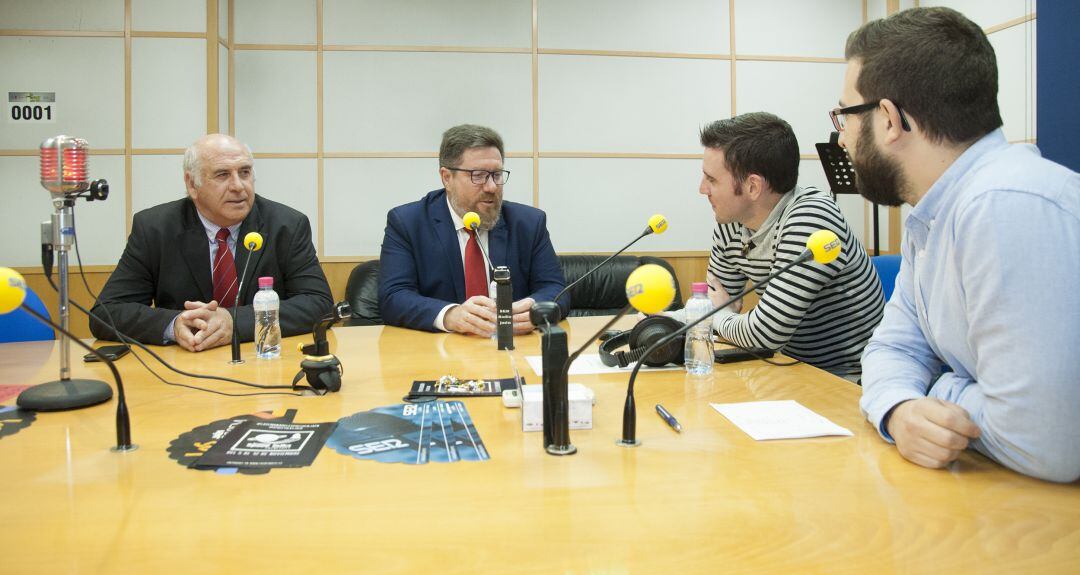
left=444, top=296, right=536, bottom=337
left=173, top=300, right=235, bottom=352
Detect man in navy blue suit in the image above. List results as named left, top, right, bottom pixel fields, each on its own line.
left=379, top=124, right=567, bottom=335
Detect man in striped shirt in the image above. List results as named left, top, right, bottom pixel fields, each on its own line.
left=687, top=112, right=884, bottom=378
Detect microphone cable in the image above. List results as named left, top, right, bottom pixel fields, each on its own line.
left=53, top=207, right=302, bottom=397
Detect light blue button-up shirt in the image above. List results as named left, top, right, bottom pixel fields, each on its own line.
left=860, top=129, right=1080, bottom=483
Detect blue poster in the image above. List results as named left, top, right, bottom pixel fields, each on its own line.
left=326, top=401, right=489, bottom=465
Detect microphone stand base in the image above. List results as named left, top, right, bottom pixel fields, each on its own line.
left=111, top=444, right=139, bottom=453
left=616, top=438, right=641, bottom=448
left=17, top=379, right=113, bottom=411
left=545, top=444, right=578, bottom=456
left=228, top=359, right=246, bottom=365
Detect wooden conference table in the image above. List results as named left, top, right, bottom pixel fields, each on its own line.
left=0, top=317, right=1076, bottom=574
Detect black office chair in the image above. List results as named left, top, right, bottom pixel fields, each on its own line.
left=344, top=260, right=383, bottom=326
left=342, top=255, right=683, bottom=325
left=558, top=255, right=683, bottom=317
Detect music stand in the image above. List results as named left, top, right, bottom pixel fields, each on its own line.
left=815, top=132, right=881, bottom=256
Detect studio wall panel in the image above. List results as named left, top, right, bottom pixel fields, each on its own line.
left=132, top=0, right=205, bottom=33
left=323, top=157, right=533, bottom=257
left=131, top=155, right=186, bottom=216
left=0, top=0, right=123, bottom=31
left=323, top=52, right=532, bottom=153
left=234, top=51, right=317, bottom=152
left=131, top=38, right=206, bottom=149
left=219, top=47, right=229, bottom=134
left=234, top=0, right=316, bottom=45
left=249, top=159, right=319, bottom=252
left=921, top=0, right=1035, bottom=29
left=323, top=0, right=530, bottom=47
left=0, top=37, right=125, bottom=149
left=735, top=60, right=846, bottom=154
left=538, top=0, right=730, bottom=54
left=0, top=156, right=126, bottom=267
left=538, top=55, right=729, bottom=153
left=537, top=158, right=713, bottom=253
left=989, top=21, right=1037, bottom=142
left=867, top=0, right=918, bottom=22
left=219, top=0, right=229, bottom=41
left=735, top=0, right=861, bottom=57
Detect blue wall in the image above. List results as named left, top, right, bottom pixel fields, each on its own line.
left=1037, top=1, right=1080, bottom=172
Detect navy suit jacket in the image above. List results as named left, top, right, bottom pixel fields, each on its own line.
left=379, top=189, right=568, bottom=331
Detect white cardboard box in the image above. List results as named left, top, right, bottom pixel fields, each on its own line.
left=521, top=383, right=595, bottom=432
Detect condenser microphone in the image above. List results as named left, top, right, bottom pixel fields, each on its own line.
left=618, top=230, right=842, bottom=446
left=2, top=268, right=135, bottom=452
left=40, top=135, right=90, bottom=196
left=229, top=231, right=264, bottom=364
left=534, top=214, right=669, bottom=325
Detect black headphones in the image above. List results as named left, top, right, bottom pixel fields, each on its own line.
left=598, top=315, right=685, bottom=368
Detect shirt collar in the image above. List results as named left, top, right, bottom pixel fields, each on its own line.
left=195, top=209, right=241, bottom=242
left=908, top=128, right=1008, bottom=228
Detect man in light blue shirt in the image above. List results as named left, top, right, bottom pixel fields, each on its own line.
left=836, top=7, right=1080, bottom=482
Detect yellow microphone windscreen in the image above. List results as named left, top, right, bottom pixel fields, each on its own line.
left=0, top=267, right=28, bottom=315
left=625, top=264, right=676, bottom=315
left=807, top=230, right=841, bottom=264
left=244, top=232, right=264, bottom=252
left=648, top=214, right=669, bottom=234
left=462, top=212, right=481, bottom=231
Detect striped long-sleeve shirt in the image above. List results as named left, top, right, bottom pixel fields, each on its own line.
left=708, top=186, right=884, bottom=377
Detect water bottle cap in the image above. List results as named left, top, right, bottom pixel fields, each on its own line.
left=257, top=276, right=274, bottom=288
left=691, top=282, right=708, bottom=294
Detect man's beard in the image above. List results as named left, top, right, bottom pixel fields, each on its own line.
left=450, top=193, right=502, bottom=230
left=851, top=120, right=907, bottom=207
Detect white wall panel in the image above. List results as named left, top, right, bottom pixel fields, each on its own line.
left=234, top=0, right=316, bottom=44
left=219, top=47, right=229, bottom=134
left=323, top=0, right=530, bottom=47
left=539, top=0, right=730, bottom=54
left=538, top=158, right=712, bottom=252
left=0, top=0, right=123, bottom=31
left=868, top=0, right=919, bottom=22
left=0, top=37, right=124, bottom=149
left=735, top=0, right=861, bottom=57
left=131, top=155, right=186, bottom=215
left=323, top=52, right=532, bottom=153
left=323, top=157, right=533, bottom=256
left=234, top=51, right=317, bottom=152
left=219, top=0, right=229, bottom=41
left=250, top=159, right=319, bottom=252
left=132, top=0, right=205, bottom=33
left=921, top=0, right=1035, bottom=29
left=990, top=21, right=1037, bottom=142
left=131, top=38, right=206, bottom=149
left=0, top=156, right=126, bottom=267
left=735, top=61, right=846, bottom=154
left=538, top=55, right=730, bottom=153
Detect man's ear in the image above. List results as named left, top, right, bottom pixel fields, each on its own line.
left=439, top=167, right=451, bottom=189
left=746, top=174, right=767, bottom=200
left=878, top=99, right=910, bottom=143
left=184, top=172, right=196, bottom=199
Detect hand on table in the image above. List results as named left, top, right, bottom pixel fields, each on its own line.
left=886, top=398, right=981, bottom=469
left=173, top=300, right=235, bottom=352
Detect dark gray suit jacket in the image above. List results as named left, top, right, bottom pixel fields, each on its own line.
left=90, top=195, right=333, bottom=345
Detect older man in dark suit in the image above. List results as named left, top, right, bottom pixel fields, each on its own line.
left=379, top=124, right=567, bottom=335
left=91, top=134, right=333, bottom=351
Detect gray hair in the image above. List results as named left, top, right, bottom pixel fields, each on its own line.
left=183, top=134, right=254, bottom=187
left=438, top=124, right=504, bottom=168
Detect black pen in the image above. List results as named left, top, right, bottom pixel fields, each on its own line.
left=655, top=404, right=682, bottom=433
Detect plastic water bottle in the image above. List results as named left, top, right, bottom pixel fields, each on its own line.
left=683, top=282, right=714, bottom=376
left=253, top=276, right=281, bottom=359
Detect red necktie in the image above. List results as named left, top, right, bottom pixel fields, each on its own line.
left=464, top=229, right=487, bottom=300
left=212, top=228, right=238, bottom=308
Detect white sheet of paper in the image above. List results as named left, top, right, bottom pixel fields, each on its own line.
left=710, top=400, right=853, bottom=441
left=526, top=354, right=683, bottom=376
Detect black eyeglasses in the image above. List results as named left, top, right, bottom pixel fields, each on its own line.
left=829, top=100, right=911, bottom=132
left=442, top=166, right=510, bottom=186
